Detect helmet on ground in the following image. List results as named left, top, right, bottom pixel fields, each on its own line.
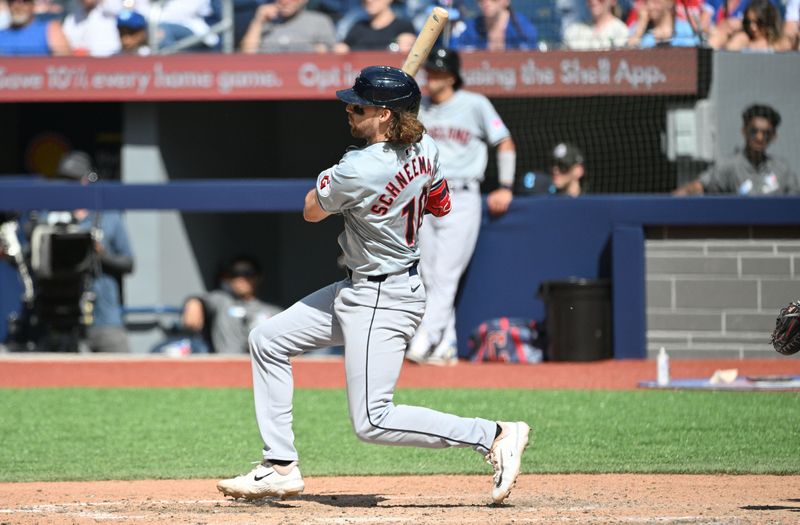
left=336, top=66, right=421, bottom=114
left=425, top=48, right=463, bottom=90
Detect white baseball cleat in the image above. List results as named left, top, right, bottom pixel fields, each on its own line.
left=405, top=329, right=431, bottom=363
left=425, top=340, right=458, bottom=366
left=486, top=421, right=531, bottom=504
left=217, top=460, right=304, bottom=500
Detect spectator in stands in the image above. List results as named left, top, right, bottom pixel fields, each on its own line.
left=241, top=0, right=336, bottom=53
left=103, top=0, right=219, bottom=51
left=558, top=0, right=591, bottom=40
left=786, top=0, right=799, bottom=48
left=181, top=256, right=282, bottom=354
left=116, top=8, right=148, bottom=55
left=62, top=0, right=121, bottom=56
left=0, top=0, right=70, bottom=55
left=563, top=0, right=629, bottom=49
left=705, top=0, right=784, bottom=48
left=0, top=1, right=10, bottom=31
left=451, top=0, right=538, bottom=50
left=674, top=104, right=800, bottom=196
left=724, top=0, right=792, bottom=51
left=627, top=0, right=710, bottom=46
left=334, top=0, right=415, bottom=52
left=627, top=0, right=701, bottom=47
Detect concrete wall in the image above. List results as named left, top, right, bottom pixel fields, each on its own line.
left=646, top=228, right=800, bottom=358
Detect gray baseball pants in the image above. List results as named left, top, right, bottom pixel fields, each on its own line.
left=248, top=268, right=497, bottom=461
left=416, top=183, right=482, bottom=348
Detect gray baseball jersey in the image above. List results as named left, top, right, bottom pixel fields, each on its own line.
left=316, top=134, right=443, bottom=275
left=419, top=90, right=510, bottom=184
left=699, top=150, right=800, bottom=195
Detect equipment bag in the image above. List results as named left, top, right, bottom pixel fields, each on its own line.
left=468, top=317, right=544, bottom=364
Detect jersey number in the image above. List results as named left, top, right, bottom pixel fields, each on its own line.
left=401, top=191, right=429, bottom=246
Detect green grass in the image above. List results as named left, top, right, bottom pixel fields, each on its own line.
left=0, top=388, right=798, bottom=482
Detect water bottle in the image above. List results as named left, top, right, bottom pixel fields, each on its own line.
left=657, top=346, right=670, bottom=386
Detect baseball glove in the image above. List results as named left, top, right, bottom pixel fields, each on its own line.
left=770, top=300, right=800, bottom=356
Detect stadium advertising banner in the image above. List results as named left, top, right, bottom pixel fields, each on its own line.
left=0, top=49, right=698, bottom=102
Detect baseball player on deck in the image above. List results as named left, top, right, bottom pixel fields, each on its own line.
left=217, top=65, right=530, bottom=504
left=406, top=48, right=517, bottom=365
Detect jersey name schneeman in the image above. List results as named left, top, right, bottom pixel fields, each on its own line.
left=315, top=134, right=444, bottom=276
left=370, top=155, right=434, bottom=216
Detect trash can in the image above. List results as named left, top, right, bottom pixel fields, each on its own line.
left=538, top=278, right=612, bottom=362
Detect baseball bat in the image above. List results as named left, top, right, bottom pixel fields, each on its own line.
left=401, top=7, right=449, bottom=77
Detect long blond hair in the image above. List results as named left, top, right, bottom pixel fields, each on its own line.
left=386, top=111, right=426, bottom=145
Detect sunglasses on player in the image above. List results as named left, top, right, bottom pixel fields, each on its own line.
left=348, top=104, right=366, bottom=115
left=747, top=126, right=774, bottom=140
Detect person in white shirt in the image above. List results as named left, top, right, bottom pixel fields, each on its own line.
left=0, top=1, right=10, bottom=31
left=563, top=0, right=628, bottom=50
left=62, top=0, right=121, bottom=56
left=104, top=0, right=218, bottom=49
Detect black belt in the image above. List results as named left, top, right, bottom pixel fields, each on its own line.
left=452, top=182, right=474, bottom=191
left=348, top=262, right=418, bottom=282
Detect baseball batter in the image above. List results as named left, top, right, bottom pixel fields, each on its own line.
left=217, top=66, right=530, bottom=504
left=406, top=48, right=517, bottom=365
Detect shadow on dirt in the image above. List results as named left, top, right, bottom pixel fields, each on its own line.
left=251, top=494, right=493, bottom=509
left=740, top=500, right=800, bottom=513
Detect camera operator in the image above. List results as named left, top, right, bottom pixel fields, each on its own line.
left=22, top=151, right=134, bottom=352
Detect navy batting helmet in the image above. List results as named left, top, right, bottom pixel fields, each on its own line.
left=336, top=66, right=421, bottom=114
left=425, top=48, right=463, bottom=90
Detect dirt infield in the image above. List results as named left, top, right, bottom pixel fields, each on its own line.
left=2, top=356, right=799, bottom=524
left=1, top=474, right=799, bottom=524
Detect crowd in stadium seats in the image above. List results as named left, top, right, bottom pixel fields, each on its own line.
left=0, top=0, right=797, bottom=56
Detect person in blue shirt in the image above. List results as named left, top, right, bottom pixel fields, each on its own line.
left=633, top=0, right=700, bottom=47
left=0, top=0, right=70, bottom=56
left=451, top=0, right=538, bottom=50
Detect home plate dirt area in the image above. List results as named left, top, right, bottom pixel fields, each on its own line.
left=1, top=475, right=799, bottom=524
left=1, top=356, right=799, bottom=524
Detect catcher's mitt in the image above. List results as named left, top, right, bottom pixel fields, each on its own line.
left=770, top=300, right=800, bottom=355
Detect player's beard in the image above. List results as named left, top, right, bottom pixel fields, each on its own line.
left=348, top=117, right=367, bottom=140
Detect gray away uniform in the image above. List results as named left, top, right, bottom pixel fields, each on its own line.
left=699, top=150, right=800, bottom=195
left=415, top=90, right=511, bottom=350
left=248, top=134, right=497, bottom=461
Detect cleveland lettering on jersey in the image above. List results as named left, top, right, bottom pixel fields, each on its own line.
left=371, top=155, right=433, bottom=215
left=427, top=126, right=472, bottom=146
